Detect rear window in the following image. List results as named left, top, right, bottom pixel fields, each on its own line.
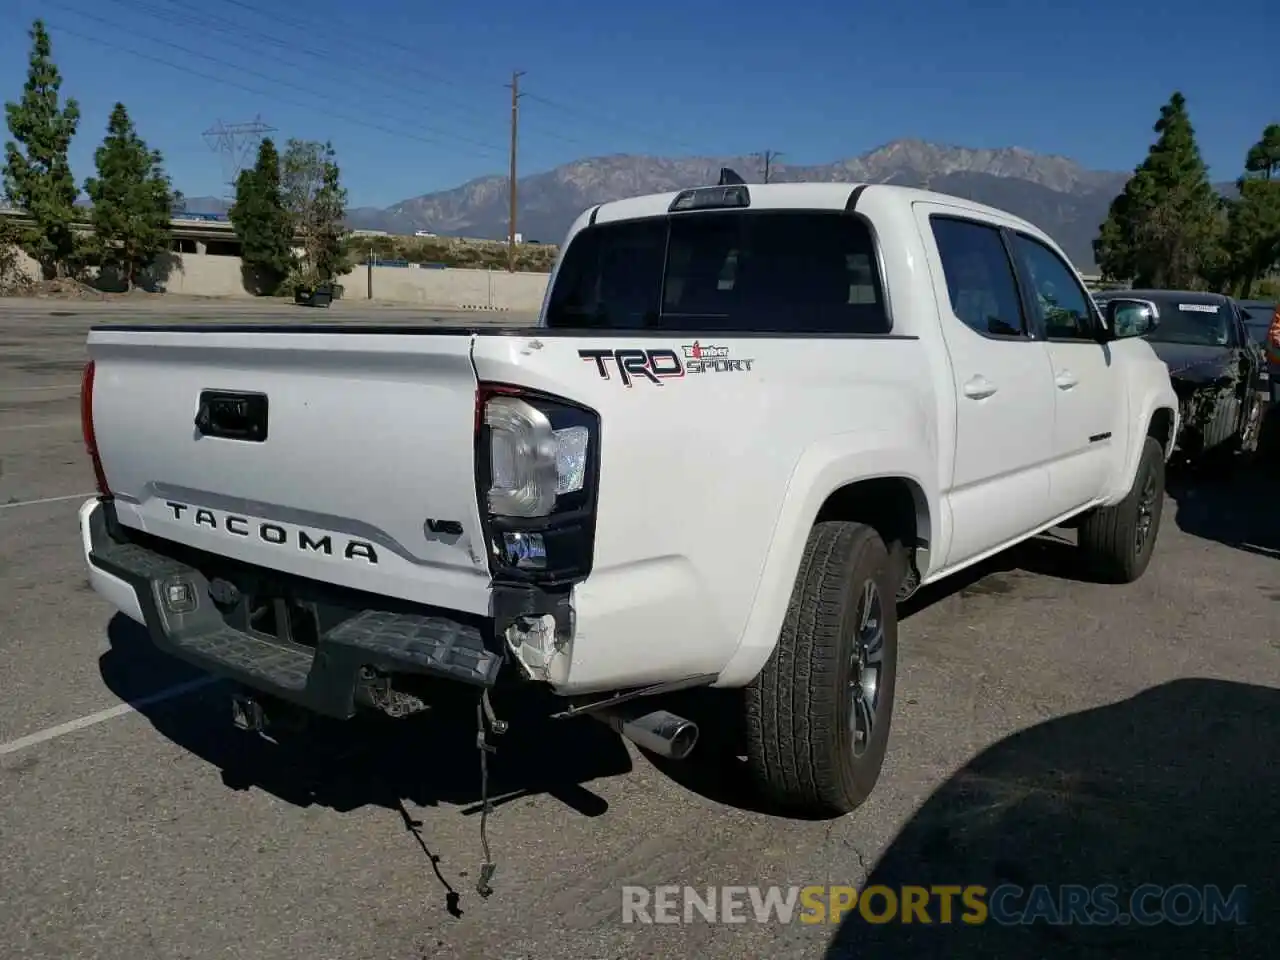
left=544, top=210, right=890, bottom=334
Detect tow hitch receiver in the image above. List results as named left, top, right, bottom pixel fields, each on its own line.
left=230, top=690, right=309, bottom=741
left=231, top=691, right=266, bottom=733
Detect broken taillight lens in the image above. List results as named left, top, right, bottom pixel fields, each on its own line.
left=473, top=383, right=599, bottom=584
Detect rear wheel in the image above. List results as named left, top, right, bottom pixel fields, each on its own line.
left=744, top=521, right=898, bottom=816
left=1077, top=436, right=1165, bottom=583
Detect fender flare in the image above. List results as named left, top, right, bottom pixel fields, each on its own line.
left=714, top=433, right=937, bottom=688
left=1107, top=391, right=1179, bottom=505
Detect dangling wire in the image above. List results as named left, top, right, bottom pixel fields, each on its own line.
left=475, top=689, right=506, bottom=898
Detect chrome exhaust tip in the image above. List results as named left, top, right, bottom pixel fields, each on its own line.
left=590, top=704, right=699, bottom=760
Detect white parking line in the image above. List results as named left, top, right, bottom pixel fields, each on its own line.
left=0, top=417, right=80, bottom=432
left=0, top=382, right=79, bottom=393
left=0, top=492, right=95, bottom=510
left=0, top=677, right=218, bottom=757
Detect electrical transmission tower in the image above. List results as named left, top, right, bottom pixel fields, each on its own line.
left=203, top=116, right=276, bottom=199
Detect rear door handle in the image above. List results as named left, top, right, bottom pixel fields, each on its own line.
left=1055, top=370, right=1078, bottom=390
left=962, top=375, right=998, bottom=400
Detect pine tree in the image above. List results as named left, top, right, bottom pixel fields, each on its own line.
left=1223, top=125, right=1280, bottom=297
left=1094, top=92, right=1220, bottom=289
left=83, top=103, right=175, bottom=291
left=1244, top=124, right=1280, bottom=181
left=314, top=148, right=352, bottom=283
left=3, top=19, right=82, bottom=279
left=228, top=138, right=293, bottom=295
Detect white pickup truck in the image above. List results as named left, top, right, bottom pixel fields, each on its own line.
left=79, top=181, right=1179, bottom=826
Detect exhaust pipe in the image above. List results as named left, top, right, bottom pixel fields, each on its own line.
left=590, top=704, right=699, bottom=760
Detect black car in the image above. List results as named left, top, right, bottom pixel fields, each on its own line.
left=1094, top=289, right=1267, bottom=460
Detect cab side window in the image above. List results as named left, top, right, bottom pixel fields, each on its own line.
left=1010, top=234, right=1096, bottom=340
left=929, top=216, right=1027, bottom=338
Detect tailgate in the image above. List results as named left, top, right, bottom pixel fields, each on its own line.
left=87, top=327, right=491, bottom=615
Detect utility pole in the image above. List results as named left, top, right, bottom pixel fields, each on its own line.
left=756, top=149, right=784, bottom=183
left=506, top=70, right=526, bottom=273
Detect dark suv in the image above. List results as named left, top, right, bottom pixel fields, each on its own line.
left=1094, top=290, right=1268, bottom=459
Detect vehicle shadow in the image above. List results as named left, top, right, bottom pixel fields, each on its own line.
left=1166, top=456, right=1279, bottom=560
left=97, top=614, right=633, bottom=821
left=825, top=677, right=1277, bottom=959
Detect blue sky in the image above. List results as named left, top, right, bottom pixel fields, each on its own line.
left=2, top=0, right=1277, bottom=207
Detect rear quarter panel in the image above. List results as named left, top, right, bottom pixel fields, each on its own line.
left=474, top=332, right=939, bottom=692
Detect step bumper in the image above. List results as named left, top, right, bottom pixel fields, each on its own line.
left=82, top=498, right=503, bottom=719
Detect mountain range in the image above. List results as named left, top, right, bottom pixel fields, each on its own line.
left=178, top=139, right=1194, bottom=271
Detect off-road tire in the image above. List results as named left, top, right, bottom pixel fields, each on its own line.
left=1077, top=436, right=1165, bottom=583
left=744, top=521, right=898, bottom=816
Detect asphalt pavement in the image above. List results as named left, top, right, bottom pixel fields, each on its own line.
left=1, top=297, right=1277, bottom=959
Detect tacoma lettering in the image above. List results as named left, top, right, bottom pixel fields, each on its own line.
left=164, top=501, right=378, bottom=563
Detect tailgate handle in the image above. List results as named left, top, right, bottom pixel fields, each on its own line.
left=195, top=391, right=269, bottom=442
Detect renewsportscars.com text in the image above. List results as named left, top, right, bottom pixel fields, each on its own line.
left=621, top=883, right=1249, bottom=927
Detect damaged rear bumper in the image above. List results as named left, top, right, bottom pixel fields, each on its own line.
left=81, top=497, right=504, bottom=719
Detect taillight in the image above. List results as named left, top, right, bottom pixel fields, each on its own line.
left=474, top=383, right=599, bottom=584
left=80, top=360, right=112, bottom=497
left=1267, top=308, right=1280, bottom=364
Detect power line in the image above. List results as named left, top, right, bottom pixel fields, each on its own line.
left=149, top=0, right=506, bottom=134
left=521, top=92, right=704, bottom=154
left=106, top=0, right=602, bottom=154
left=180, top=0, right=713, bottom=156
left=31, top=2, right=739, bottom=204
left=35, top=15, right=503, bottom=161
left=199, top=0, right=477, bottom=96
left=45, top=1, right=507, bottom=157
left=197, top=0, right=743, bottom=157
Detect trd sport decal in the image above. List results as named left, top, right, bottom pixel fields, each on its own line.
left=578, top=348, right=683, bottom=386
left=578, top=342, right=754, bottom=387
left=682, top=341, right=755, bottom=373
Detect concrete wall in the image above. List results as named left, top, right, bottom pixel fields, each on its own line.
left=355, top=263, right=550, bottom=310
left=166, top=254, right=552, bottom=310
left=2, top=248, right=553, bottom=312
left=163, top=252, right=250, bottom=298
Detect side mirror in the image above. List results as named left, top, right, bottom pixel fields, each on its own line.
left=1104, top=298, right=1160, bottom=340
